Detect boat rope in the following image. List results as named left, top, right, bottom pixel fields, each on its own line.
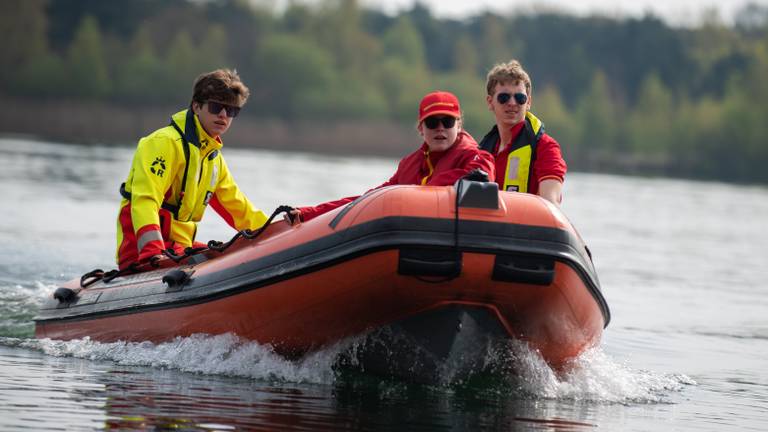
left=80, top=262, right=140, bottom=288
left=78, top=206, right=295, bottom=288
left=204, top=205, right=294, bottom=253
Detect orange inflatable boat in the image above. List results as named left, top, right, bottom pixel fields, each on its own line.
left=35, top=179, right=610, bottom=381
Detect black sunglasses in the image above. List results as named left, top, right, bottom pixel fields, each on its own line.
left=496, top=92, right=528, bottom=105
left=423, top=116, right=457, bottom=129
left=207, top=101, right=241, bottom=118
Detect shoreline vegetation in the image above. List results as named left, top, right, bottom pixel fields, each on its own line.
left=0, top=96, right=679, bottom=180
left=2, top=0, right=768, bottom=184
left=0, top=96, right=417, bottom=158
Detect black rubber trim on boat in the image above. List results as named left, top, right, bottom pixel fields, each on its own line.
left=34, top=216, right=611, bottom=327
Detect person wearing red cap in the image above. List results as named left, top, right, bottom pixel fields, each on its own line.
left=479, top=60, right=567, bottom=205
left=288, top=91, right=495, bottom=223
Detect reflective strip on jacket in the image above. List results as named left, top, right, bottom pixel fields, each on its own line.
left=115, top=109, right=268, bottom=268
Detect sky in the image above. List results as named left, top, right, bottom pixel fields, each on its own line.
left=361, top=0, right=767, bottom=26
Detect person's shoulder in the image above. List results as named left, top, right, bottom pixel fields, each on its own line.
left=534, top=132, right=566, bottom=174
left=538, top=131, right=560, bottom=147
left=141, top=123, right=182, bottom=145
left=398, top=146, right=425, bottom=164
left=135, top=124, right=183, bottom=158
left=452, top=131, right=481, bottom=151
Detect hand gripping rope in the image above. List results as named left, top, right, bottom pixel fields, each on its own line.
left=79, top=206, right=295, bottom=288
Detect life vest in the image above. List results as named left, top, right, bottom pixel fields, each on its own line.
left=119, top=109, right=211, bottom=221
left=479, top=112, right=544, bottom=193
left=116, top=109, right=226, bottom=262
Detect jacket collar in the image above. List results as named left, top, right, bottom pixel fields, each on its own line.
left=171, top=109, right=223, bottom=152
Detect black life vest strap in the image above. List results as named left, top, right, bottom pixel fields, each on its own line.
left=119, top=182, right=181, bottom=214
left=118, top=117, right=192, bottom=219
left=478, top=125, right=500, bottom=154
left=169, top=120, right=192, bottom=220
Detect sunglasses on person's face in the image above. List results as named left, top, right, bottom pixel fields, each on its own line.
left=496, top=92, right=528, bottom=105
left=206, top=101, right=241, bottom=118
left=423, top=116, right=457, bottom=129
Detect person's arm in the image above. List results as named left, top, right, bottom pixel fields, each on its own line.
left=290, top=158, right=405, bottom=225
left=293, top=195, right=360, bottom=223
left=538, top=178, right=563, bottom=205
left=209, top=155, right=269, bottom=231
left=533, top=134, right=567, bottom=205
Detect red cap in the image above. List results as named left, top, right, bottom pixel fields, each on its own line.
left=418, top=91, right=461, bottom=122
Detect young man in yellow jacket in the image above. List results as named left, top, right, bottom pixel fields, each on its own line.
left=116, top=69, right=267, bottom=270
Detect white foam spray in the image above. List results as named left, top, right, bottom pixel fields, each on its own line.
left=8, top=333, right=694, bottom=404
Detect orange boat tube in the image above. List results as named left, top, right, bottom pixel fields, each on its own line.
left=35, top=180, right=610, bottom=380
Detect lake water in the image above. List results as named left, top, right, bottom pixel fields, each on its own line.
left=0, top=137, right=766, bottom=431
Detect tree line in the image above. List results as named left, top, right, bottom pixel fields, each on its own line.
left=2, top=0, right=768, bottom=183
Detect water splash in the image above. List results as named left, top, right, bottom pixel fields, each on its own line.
left=18, top=334, right=354, bottom=385
left=475, top=340, right=695, bottom=404
left=2, top=332, right=692, bottom=404
left=0, top=281, right=57, bottom=338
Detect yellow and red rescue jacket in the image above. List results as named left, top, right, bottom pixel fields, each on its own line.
left=116, top=109, right=267, bottom=269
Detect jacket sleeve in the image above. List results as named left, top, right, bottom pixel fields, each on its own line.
left=532, top=133, right=567, bottom=184
left=209, top=155, right=269, bottom=231
left=129, top=133, right=179, bottom=260
left=298, top=159, right=404, bottom=222
left=297, top=195, right=360, bottom=222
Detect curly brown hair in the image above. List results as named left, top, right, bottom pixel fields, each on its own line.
left=485, top=60, right=532, bottom=97
left=192, top=69, right=250, bottom=107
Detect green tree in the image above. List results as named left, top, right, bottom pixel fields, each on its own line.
left=377, top=16, right=431, bottom=122
left=66, top=15, right=111, bottom=98
left=477, top=14, right=517, bottom=71
left=113, top=24, right=169, bottom=103
left=574, top=70, right=622, bottom=169
left=433, top=72, right=487, bottom=135
left=717, top=40, right=768, bottom=182
left=165, top=31, right=199, bottom=102
left=673, top=95, right=724, bottom=177
left=314, top=0, right=380, bottom=75
left=14, top=54, right=69, bottom=98
left=452, top=34, right=479, bottom=77
left=377, top=58, right=430, bottom=123
left=0, top=0, right=48, bottom=89
left=198, top=25, right=229, bottom=72
left=627, top=73, right=674, bottom=159
left=254, top=34, right=337, bottom=118
left=534, top=86, right=580, bottom=166
left=382, top=16, right=425, bottom=68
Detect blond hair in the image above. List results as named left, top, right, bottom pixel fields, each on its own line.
left=485, top=60, right=532, bottom=97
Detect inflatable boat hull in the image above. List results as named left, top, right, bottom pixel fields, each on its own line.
left=35, top=182, right=610, bottom=377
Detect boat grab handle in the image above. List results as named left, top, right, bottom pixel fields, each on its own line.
left=492, top=254, right=555, bottom=285
left=398, top=248, right=462, bottom=278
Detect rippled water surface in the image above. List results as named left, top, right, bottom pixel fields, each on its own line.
left=1, top=137, right=766, bottom=431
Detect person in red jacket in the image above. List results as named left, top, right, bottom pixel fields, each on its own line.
left=479, top=59, right=567, bottom=205
left=289, top=91, right=495, bottom=223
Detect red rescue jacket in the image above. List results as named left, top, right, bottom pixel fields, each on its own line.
left=299, top=131, right=495, bottom=222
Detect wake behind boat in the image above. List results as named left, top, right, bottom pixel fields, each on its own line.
left=34, top=179, right=610, bottom=382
